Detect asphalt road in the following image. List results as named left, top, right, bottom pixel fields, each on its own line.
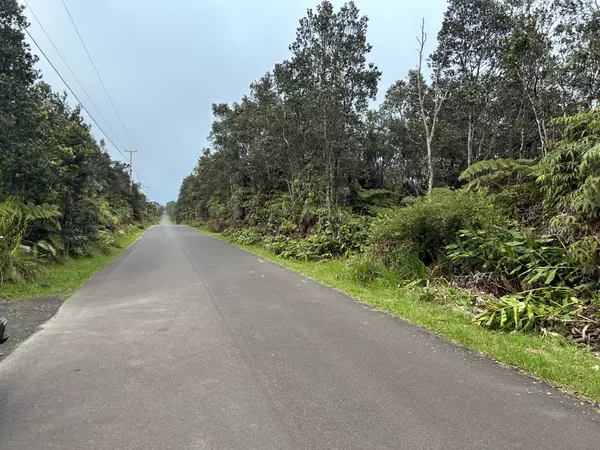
left=1, top=218, right=599, bottom=449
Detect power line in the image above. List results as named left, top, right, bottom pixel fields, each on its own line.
left=24, top=28, right=130, bottom=164
left=60, top=0, right=137, bottom=148
left=22, top=0, right=123, bottom=150
left=60, top=0, right=146, bottom=187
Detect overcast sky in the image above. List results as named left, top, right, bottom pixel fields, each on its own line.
left=21, top=0, right=448, bottom=204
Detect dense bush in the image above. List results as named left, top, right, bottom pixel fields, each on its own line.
left=0, top=200, right=61, bottom=283
left=223, top=227, right=265, bottom=246
left=264, top=214, right=372, bottom=260
left=447, top=111, right=600, bottom=344
left=447, top=224, right=600, bottom=342
left=347, top=254, right=398, bottom=286
left=538, top=110, right=600, bottom=223
left=347, top=249, right=426, bottom=286
left=369, top=188, right=501, bottom=266
left=446, top=226, right=589, bottom=292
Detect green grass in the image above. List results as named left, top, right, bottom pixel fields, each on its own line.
left=1, top=226, right=149, bottom=301
left=196, top=226, right=600, bottom=403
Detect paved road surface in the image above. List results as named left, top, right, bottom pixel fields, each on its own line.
left=1, top=218, right=599, bottom=449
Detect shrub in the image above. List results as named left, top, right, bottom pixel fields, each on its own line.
left=0, top=200, right=61, bottom=283
left=208, top=219, right=231, bottom=233
left=370, top=188, right=501, bottom=265
left=447, top=223, right=600, bottom=345
left=475, top=286, right=598, bottom=342
left=263, top=213, right=372, bottom=261
left=347, top=254, right=403, bottom=286
left=537, top=109, right=600, bottom=223
left=223, top=227, right=265, bottom=246
left=353, top=188, right=397, bottom=215
left=97, top=230, right=118, bottom=255
left=262, top=194, right=294, bottom=231
left=447, top=225, right=599, bottom=293
left=186, top=219, right=207, bottom=229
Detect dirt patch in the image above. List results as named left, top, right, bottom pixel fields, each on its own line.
left=0, top=296, right=64, bottom=361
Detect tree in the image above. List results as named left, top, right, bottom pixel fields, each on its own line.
left=435, top=0, right=510, bottom=166
left=281, top=1, right=381, bottom=213
left=174, top=0, right=600, bottom=236
left=416, top=20, right=448, bottom=196
left=0, top=0, right=39, bottom=200
left=554, top=0, right=600, bottom=109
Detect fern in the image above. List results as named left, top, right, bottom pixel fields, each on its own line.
left=459, top=158, right=537, bottom=184
left=538, top=114, right=600, bottom=221
left=0, top=200, right=61, bottom=224
left=0, top=199, right=62, bottom=284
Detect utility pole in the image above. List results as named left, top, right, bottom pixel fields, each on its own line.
left=125, top=149, right=137, bottom=187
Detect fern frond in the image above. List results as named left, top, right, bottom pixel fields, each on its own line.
left=459, top=158, right=537, bottom=182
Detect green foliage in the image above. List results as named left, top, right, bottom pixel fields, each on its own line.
left=347, top=254, right=398, bottom=286
left=166, top=201, right=177, bottom=222
left=0, top=199, right=61, bottom=283
left=2, top=224, right=147, bottom=301
left=96, top=230, right=118, bottom=255
left=475, top=289, right=582, bottom=332
left=354, top=188, right=397, bottom=215
left=446, top=226, right=587, bottom=292
left=223, top=227, right=265, bottom=246
left=459, top=158, right=538, bottom=189
left=537, top=109, right=600, bottom=222
left=261, top=194, right=295, bottom=233
left=160, top=0, right=600, bottom=353
left=370, top=188, right=500, bottom=265
left=458, top=110, right=600, bottom=236
left=448, top=224, right=600, bottom=338
left=264, top=214, right=372, bottom=261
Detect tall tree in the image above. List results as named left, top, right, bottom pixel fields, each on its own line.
left=435, top=0, right=509, bottom=166
left=416, top=20, right=448, bottom=196
left=0, top=0, right=39, bottom=199
left=280, top=1, right=381, bottom=213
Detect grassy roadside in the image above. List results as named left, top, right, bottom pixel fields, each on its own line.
left=194, top=226, right=600, bottom=403
left=1, top=225, right=150, bottom=301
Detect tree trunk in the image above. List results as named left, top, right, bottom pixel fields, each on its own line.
left=325, top=154, right=335, bottom=215
left=467, top=113, right=474, bottom=167
left=527, top=92, right=548, bottom=155
left=477, top=130, right=485, bottom=161
left=427, top=136, right=434, bottom=196
left=286, top=178, right=295, bottom=210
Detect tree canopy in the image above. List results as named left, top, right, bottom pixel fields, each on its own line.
left=175, top=0, right=600, bottom=224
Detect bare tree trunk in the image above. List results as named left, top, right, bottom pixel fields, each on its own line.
left=426, top=136, right=434, bottom=195
left=528, top=94, right=548, bottom=155
left=467, top=113, right=474, bottom=167
left=279, top=102, right=295, bottom=209
left=477, top=130, right=485, bottom=161
left=516, top=66, right=548, bottom=155
left=286, top=179, right=295, bottom=210
left=416, top=19, right=448, bottom=197
left=518, top=100, right=525, bottom=158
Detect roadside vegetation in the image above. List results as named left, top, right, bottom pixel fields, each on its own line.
left=1, top=1, right=160, bottom=298
left=1, top=224, right=148, bottom=301
left=166, top=201, right=177, bottom=223
left=174, top=1, right=600, bottom=398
